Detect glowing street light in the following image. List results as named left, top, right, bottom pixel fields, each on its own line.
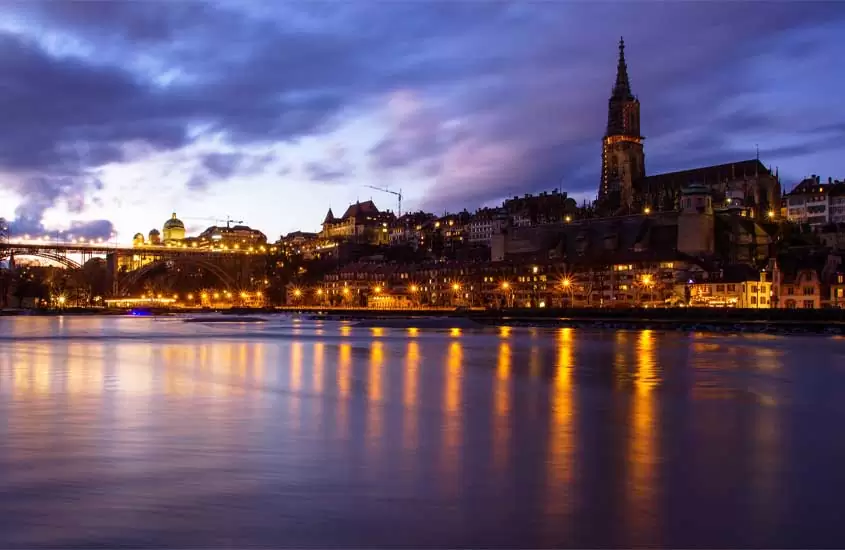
left=501, top=281, right=510, bottom=290
left=644, top=207, right=652, bottom=215
left=410, top=284, right=419, bottom=293
left=562, top=278, right=571, bottom=288
left=374, top=285, right=382, bottom=294
left=451, top=283, right=460, bottom=292
left=293, top=289, right=302, bottom=298
left=767, top=210, right=775, bottom=219
left=342, top=287, right=350, bottom=296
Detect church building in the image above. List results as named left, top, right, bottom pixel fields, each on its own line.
left=598, top=38, right=781, bottom=220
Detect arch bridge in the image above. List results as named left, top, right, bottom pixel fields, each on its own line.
left=116, top=257, right=246, bottom=296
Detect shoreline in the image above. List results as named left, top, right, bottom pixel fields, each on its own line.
left=2, top=306, right=844, bottom=335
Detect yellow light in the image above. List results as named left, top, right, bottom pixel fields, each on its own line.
left=501, top=281, right=510, bottom=290
left=410, top=284, right=418, bottom=293
left=642, top=274, right=653, bottom=286
left=201, top=292, right=208, bottom=299
left=317, top=289, right=323, bottom=296
left=532, top=266, right=539, bottom=274
left=234, top=244, right=240, bottom=249
left=294, top=289, right=302, bottom=297
left=644, top=207, right=651, bottom=215
left=256, top=291, right=262, bottom=297
left=187, top=293, right=194, bottom=300
left=374, top=285, right=382, bottom=294
left=342, top=287, right=350, bottom=295
left=768, top=210, right=775, bottom=219
left=172, top=294, right=178, bottom=299
left=565, top=215, right=571, bottom=222
left=213, top=292, right=220, bottom=299
left=562, top=278, right=571, bottom=288
left=57, top=295, right=66, bottom=305
left=240, top=292, right=248, bottom=298
left=451, top=283, right=460, bottom=291
left=157, top=294, right=162, bottom=298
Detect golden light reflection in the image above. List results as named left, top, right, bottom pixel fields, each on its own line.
left=369, top=341, right=384, bottom=402
left=404, top=341, right=420, bottom=407
left=366, top=341, right=385, bottom=459
left=546, top=327, right=576, bottom=520
left=625, top=329, right=660, bottom=543
left=370, top=327, right=385, bottom=338
left=407, top=327, right=419, bottom=337
left=494, top=340, right=512, bottom=471
left=313, top=342, right=325, bottom=393
left=499, top=325, right=511, bottom=338
left=338, top=343, right=352, bottom=396
left=403, top=340, right=420, bottom=459
left=450, top=327, right=461, bottom=337
left=445, top=341, right=462, bottom=413
left=290, top=342, right=303, bottom=392
left=340, top=325, right=351, bottom=337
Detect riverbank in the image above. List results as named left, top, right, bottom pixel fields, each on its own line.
left=3, top=306, right=844, bottom=335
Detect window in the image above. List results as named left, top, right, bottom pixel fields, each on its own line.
left=803, top=300, right=814, bottom=309
left=803, top=287, right=815, bottom=296
left=760, top=297, right=767, bottom=305
left=716, top=284, right=725, bottom=292
left=727, top=284, right=736, bottom=292
left=750, top=285, right=758, bottom=293
left=751, top=296, right=757, bottom=305
left=787, top=287, right=795, bottom=295
left=837, top=289, right=844, bottom=298
left=838, top=275, right=844, bottom=284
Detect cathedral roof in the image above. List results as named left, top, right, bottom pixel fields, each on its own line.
left=323, top=208, right=336, bottom=225
left=611, top=37, right=635, bottom=101
left=639, top=159, right=771, bottom=191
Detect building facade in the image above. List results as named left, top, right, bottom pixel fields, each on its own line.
left=598, top=38, right=644, bottom=210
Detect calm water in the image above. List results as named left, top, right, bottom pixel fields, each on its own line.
left=1, top=316, right=845, bottom=547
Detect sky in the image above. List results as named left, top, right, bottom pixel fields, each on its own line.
left=0, top=0, right=843, bottom=243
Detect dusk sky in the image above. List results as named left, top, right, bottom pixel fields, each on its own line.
left=0, top=1, right=843, bottom=242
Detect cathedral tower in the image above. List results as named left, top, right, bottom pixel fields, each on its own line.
left=599, top=37, right=645, bottom=210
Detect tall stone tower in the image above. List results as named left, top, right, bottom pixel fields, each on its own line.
left=599, top=37, right=645, bottom=210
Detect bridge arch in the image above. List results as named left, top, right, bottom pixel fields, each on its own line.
left=117, top=257, right=238, bottom=295
left=0, top=250, right=82, bottom=269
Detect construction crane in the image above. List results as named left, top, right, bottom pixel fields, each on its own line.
left=184, top=216, right=243, bottom=228
left=365, top=185, right=403, bottom=217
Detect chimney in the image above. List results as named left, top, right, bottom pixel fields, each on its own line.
left=829, top=177, right=833, bottom=184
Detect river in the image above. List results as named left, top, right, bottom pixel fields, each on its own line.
left=1, top=316, right=844, bottom=547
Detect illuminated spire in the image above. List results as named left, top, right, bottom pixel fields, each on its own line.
left=612, top=36, right=633, bottom=100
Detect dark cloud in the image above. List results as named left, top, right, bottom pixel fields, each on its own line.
left=0, top=0, right=843, bottom=222
left=304, top=146, right=353, bottom=183
left=187, top=151, right=277, bottom=191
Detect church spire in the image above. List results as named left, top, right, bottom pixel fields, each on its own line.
left=612, top=36, right=633, bottom=100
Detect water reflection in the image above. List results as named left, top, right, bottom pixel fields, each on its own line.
left=0, top=318, right=840, bottom=549
left=403, top=341, right=420, bottom=456
left=626, top=329, right=660, bottom=544
left=546, top=328, right=576, bottom=523
left=494, top=341, right=511, bottom=471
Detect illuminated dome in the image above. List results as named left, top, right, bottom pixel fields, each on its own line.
left=148, top=228, right=161, bottom=245
left=132, top=232, right=145, bottom=247
left=162, top=213, right=185, bottom=243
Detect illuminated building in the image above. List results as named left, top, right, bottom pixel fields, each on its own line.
left=598, top=37, right=644, bottom=211
left=196, top=223, right=267, bottom=249
left=597, top=38, right=781, bottom=220
left=320, top=201, right=394, bottom=245
left=162, top=213, right=186, bottom=243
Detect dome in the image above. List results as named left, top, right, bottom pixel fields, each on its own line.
left=149, top=228, right=160, bottom=236
left=163, top=212, right=185, bottom=230
left=133, top=232, right=144, bottom=240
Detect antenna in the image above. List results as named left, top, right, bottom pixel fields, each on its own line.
left=755, top=144, right=759, bottom=160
